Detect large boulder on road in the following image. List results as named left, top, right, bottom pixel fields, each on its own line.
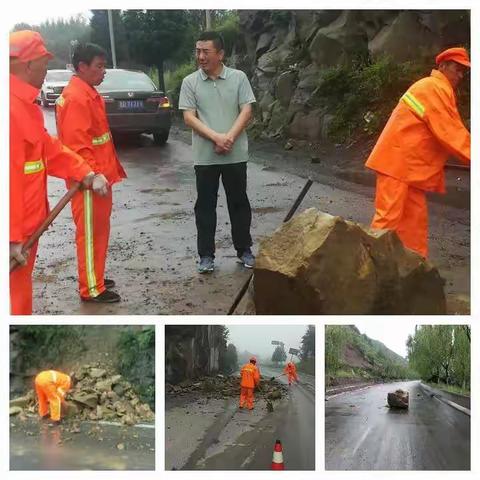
left=387, top=389, right=409, bottom=409
left=253, top=209, right=446, bottom=314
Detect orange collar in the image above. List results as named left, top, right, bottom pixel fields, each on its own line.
left=430, top=69, right=453, bottom=90
left=10, top=73, right=39, bottom=104
left=70, top=74, right=100, bottom=100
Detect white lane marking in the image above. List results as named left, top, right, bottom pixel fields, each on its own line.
left=86, top=420, right=155, bottom=429
left=352, top=426, right=372, bottom=457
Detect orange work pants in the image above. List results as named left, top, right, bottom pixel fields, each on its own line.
left=10, top=242, right=39, bottom=315
left=35, top=378, right=63, bottom=421
left=240, top=387, right=254, bottom=409
left=371, top=173, right=428, bottom=258
left=287, top=374, right=297, bottom=385
left=69, top=186, right=112, bottom=298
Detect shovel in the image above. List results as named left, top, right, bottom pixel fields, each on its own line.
left=10, top=182, right=81, bottom=273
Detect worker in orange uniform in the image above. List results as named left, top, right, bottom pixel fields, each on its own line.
left=9, top=31, right=105, bottom=315
left=366, top=47, right=470, bottom=258
left=283, top=361, right=298, bottom=386
left=239, top=356, right=260, bottom=410
left=35, top=370, right=72, bottom=422
left=56, top=43, right=127, bottom=303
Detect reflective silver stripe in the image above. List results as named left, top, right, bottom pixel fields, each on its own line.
left=84, top=190, right=99, bottom=297
left=56, top=95, right=65, bottom=107
left=92, top=132, right=111, bottom=146
left=24, top=160, right=45, bottom=174
left=50, top=370, right=57, bottom=383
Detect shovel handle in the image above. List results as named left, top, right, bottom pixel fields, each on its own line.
left=10, top=182, right=82, bottom=273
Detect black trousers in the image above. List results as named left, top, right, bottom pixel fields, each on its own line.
left=194, top=162, right=252, bottom=258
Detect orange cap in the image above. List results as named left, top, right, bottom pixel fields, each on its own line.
left=10, top=30, right=54, bottom=62
left=435, top=47, right=470, bottom=68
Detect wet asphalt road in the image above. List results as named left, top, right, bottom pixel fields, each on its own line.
left=35, top=108, right=470, bottom=314
left=10, top=418, right=155, bottom=470
left=179, top=364, right=315, bottom=470
left=325, top=380, right=470, bottom=470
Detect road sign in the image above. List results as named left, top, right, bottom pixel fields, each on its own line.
left=289, top=348, right=300, bottom=355
left=271, top=340, right=284, bottom=346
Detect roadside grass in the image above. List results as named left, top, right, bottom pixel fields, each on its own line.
left=428, top=382, right=470, bottom=397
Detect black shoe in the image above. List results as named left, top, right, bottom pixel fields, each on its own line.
left=104, top=278, right=115, bottom=289
left=81, top=290, right=121, bottom=303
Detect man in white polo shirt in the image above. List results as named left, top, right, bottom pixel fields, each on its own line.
left=179, top=31, right=256, bottom=273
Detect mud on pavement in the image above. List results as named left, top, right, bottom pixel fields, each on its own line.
left=165, top=374, right=288, bottom=470
left=35, top=111, right=470, bottom=314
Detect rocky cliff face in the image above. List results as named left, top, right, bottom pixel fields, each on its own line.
left=230, top=10, right=469, bottom=143
left=165, top=326, right=226, bottom=383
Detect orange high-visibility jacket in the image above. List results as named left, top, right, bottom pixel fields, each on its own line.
left=366, top=69, right=470, bottom=193
left=283, top=362, right=297, bottom=376
left=56, top=75, right=127, bottom=184
left=10, top=74, right=91, bottom=243
left=240, top=363, right=260, bottom=388
left=35, top=370, right=72, bottom=399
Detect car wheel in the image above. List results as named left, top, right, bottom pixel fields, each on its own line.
left=153, top=131, right=169, bottom=146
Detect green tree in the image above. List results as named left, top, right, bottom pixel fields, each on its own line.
left=223, top=343, right=238, bottom=373
left=90, top=10, right=131, bottom=67
left=122, top=10, right=195, bottom=91
left=272, top=345, right=287, bottom=365
left=325, top=325, right=349, bottom=374
left=300, top=325, right=315, bottom=360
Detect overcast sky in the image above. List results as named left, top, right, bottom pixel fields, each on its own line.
left=355, top=320, right=417, bottom=358
left=8, top=8, right=91, bottom=28
left=227, top=324, right=311, bottom=359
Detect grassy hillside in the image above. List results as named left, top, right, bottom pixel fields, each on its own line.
left=325, top=325, right=412, bottom=386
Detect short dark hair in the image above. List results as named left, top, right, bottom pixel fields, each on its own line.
left=72, top=42, right=107, bottom=71
left=197, top=31, right=224, bottom=52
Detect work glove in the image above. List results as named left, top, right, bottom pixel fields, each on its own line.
left=81, top=172, right=95, bottom=189
left=10, top=242, right=28, bottom=266
left=92, top=174, right=109, bottom=196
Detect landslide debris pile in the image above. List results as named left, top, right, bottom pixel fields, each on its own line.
left=254, top=208, right=446, bottom=315
left=166, top=374, right=288, bottom=401
left=9, top=364, right=154, bottom=425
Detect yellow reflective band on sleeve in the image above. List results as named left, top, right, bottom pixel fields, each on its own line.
left=56, top=95, right=65, bottom=107
left=24, top=159, right=45, bottom=175
left=57, top=387, right=65, bottom=397
left=401, top=91, right=425, bottom=118
left=84, top=190, right=100, bottom=297
left=92, top=132, right=112, bottom=146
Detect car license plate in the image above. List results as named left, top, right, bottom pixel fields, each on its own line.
left=118, top=100, right=143, bottom=110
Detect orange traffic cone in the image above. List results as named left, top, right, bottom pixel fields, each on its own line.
left=271, top=439, right=285, bottom=470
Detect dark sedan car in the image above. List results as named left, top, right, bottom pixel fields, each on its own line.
left=97, top=69, right=172, bottom=145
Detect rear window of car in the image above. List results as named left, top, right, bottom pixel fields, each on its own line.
left=46, top=71, right=73, bottom=82
left=97, top=70, right=157, bottom=92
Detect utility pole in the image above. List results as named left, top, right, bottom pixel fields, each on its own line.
left=205, top=10, right=212, bottom=30
left=107, top=10, right=117, bottom=68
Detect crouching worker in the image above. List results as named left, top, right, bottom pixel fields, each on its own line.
left=34, top=370, right=72, bottom=422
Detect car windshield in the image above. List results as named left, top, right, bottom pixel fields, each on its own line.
left=45, top=71, right=73, bottom=82
left=97, top=70, right=157, bottom=92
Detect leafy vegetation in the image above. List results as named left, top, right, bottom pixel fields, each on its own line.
left=407, top=325, right=470, bottom=393
left=12, top=325, right=86, bottom=369
left=325, top=325, right=411, bottom=385
left=272, top=345, right=287, bottom=365
left=313, top=56, right=426, bottom=142
left=117, top=327, right=155, bottom=408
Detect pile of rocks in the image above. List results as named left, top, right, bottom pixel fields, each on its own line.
left=9, top=364, right=154, bottom=425
left=166, top=374, right=288, bottom=401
